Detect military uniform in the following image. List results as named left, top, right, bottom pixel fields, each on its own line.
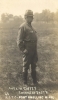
left=17, top=10, right=38, bottom=85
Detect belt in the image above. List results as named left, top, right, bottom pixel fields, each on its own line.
left=30, top=40, right=35, bottom=42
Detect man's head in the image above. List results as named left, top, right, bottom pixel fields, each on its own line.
left=24, top=10, right=33, bottom=24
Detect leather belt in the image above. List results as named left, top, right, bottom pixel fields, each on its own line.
left=30, top=40, right=35, bottom=42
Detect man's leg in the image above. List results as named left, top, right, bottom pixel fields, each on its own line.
left=23, top=66, right=29, bottom=84
left=31, top=62, right=37, bottom=84
left=23, top=54, right=29, bottom=84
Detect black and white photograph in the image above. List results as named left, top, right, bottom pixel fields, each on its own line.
left=0, top=0, right=58, bottom=100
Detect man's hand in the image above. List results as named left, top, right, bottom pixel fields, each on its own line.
left=23, top=49, right=28, bottom=54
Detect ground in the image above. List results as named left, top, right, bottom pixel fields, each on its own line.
left=0, top=22, right=58, bottom=100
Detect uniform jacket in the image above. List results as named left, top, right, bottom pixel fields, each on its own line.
left=17, top=22, right=38, bottom=62
left=17, top=22, right=37, bottom=51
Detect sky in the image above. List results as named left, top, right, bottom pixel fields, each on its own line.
left=0, top=0, right=58, bottom=17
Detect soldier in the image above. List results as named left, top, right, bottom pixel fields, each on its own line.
left=17, top=10, right=38, bottom=86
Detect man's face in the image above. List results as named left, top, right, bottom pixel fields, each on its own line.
left=25, top=16, right=33, bottom=23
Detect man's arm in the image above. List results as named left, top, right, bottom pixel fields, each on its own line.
left=17, top=26, right=25, bottom=52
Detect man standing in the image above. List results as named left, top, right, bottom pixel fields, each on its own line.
left=17, top=10, right=38, bottom=85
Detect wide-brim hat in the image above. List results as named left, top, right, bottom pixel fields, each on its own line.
left=24, top=10, right=33, bottom=17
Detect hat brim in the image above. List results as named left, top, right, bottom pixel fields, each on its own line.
left=25, top=15, right=33, bottom=17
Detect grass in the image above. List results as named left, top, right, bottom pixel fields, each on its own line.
left=0, top=22, right=58, bottom=99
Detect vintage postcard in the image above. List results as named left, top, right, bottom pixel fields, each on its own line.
left=0, top=0, right=58, bottom=100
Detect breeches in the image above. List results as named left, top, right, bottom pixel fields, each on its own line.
left=23, top=51, right=37, bottom=71
left=22, top=51, right=37, bottom=83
